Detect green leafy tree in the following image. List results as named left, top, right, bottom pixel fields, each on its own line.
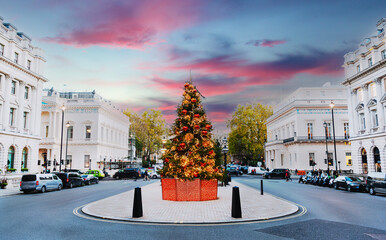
left=227, top=103, right=273, bottom=166
left=124, top=109, right=167, bottom=166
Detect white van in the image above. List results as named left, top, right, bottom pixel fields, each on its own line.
left=20, top=174, right=63, bottom=193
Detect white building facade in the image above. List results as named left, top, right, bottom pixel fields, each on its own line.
left=265, top=84, right=352, bottom=172
left=39, top=89, right=130, bottom=172
left=0, top=17, right=47, bottom=174
left=342, top=18, right=386, bottom=174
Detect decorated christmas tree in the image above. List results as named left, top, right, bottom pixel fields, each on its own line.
left=159, top=82, right=223, bottom=181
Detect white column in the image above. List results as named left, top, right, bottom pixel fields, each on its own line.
left=34, top=81, right=43, bottom=136
left=29, top=86, right=37, bottom=134
left=17, top=81, right=25, bottom=131
left=375, top=78, right=385, bottom=131
left=349, top=89, right=357, bottom=137
left=362, top=84, right=371, bottom=133
left=2, top=75, right=11, bottom=130
left=48, top=111, right=52, bottom=138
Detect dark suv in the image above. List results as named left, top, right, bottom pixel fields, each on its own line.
left=55, top=172, right=84, bottom=188
left=366, top=173, right=386, bottom=195
left=263, top=168, right=288, bottom=179
left=113, top=168, right=139, bottom=179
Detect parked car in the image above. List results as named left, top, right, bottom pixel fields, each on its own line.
left=240, top=166, right=249, bottom=174
left=64, top=169, right=83, bottom=174
left=263, top=168, right=288, bottom=179
left=84, top=170, right=105, bottom=179
left=113, top=168, right=139, bottom=179
left=333, top=176, right=366, bottom=192
left=147, top=168, right=160, bottom=179
left=248, top=167, right=267, bottom=175
left=55, top=172, right=84, bottom=188
left=20, top=174, right=63, bottom=193
left=227, top=167, right=243, bottom=176
left=366, top=172, right=386, bottom=195
left=81, top=174, right=99, bottom=185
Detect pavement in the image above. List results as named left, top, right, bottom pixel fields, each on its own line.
left=82, top=179, right=299, bottom=224
left=0, top=177, right=22, bottom=197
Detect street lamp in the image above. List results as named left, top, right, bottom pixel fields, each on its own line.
left=59, top=104, right=65, bottom=172
left=222, top=137, right=228, bottom=186
left=330, top=101, right=338, bottom=174
left=65, top=121, right=70, bottom=171
left=323, top=122, right=330, bottom=174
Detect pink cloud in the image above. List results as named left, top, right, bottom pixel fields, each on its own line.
left=43, top=0, right=207, bottom=48
left=247, top=39, right=287, bottom=48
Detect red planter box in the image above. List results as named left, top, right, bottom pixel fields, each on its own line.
left=161, top=178, right=218, bottom=201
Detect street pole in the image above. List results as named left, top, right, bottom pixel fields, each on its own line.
left=330, top=101, right=338, bottom=173
left=65, top=122, right=70, bottom=171
left=59, top=104, right=65, bottom=172
left=323, top=122, right=329, bottom=173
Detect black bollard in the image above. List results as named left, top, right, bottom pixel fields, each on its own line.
left=261, top=179, right=263, bottom=195
left=132, top=187, right=143, bottom=218
left=231, top=186, right=242, bottom=218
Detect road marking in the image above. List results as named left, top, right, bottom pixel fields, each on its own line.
left=73, top=203, right=307, bottom=227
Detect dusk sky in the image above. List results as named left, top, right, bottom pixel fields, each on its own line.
left=2, top=0, right=386, bottom=133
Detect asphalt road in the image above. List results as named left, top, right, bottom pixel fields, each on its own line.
left=0, top=175, right=385, bottom=240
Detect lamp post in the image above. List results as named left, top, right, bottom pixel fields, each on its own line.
left=222, top=137, right=228, bottom=186
left=59, top=104, right=65, bottom=172
left=330, top=101, right=338, bottom=173
left=65, top=122, right=70, bottom=171
left=323, top=122, right=330, bottom=173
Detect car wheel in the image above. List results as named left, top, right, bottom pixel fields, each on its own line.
left=369, top=187, right=375, bottom=195
left=41, top=186, right=46, bottom=193
left=334, top=183, right=338, bottom=189
left=69, top=183, right=73, bottom=188
left=268, top=175, right=271, bottom=179
left=152, top=175, right=157, bottom=179
left=58, top=184, right=62, bottom=191
left=96, top=180, right=99, bottom=184
left=347, top=185, right=352, bottom=192
left=81, top=182, right=85, bottom=186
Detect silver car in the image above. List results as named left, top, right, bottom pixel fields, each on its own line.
left=20, top=174, right=63, bottom=193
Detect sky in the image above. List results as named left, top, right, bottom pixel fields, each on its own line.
left=2, top=0, right=386, bottom=133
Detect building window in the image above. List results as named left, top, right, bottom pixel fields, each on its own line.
left=344, top=123, right=350, bottom=139
left=11, top=81, right=16, bottom=95
left=382, top=50, right=386, bottom=60
left=356, top=65, right=360, bottom=73
left=24, top=86, right=29, bottom=99
left=45, top=126, right=49, bottom=138
left=346, top=152, right=352, bottom=166
left=27, top=60, right=31, bottom=70
left=23, top=112, right=28, bottom=129
left=85, top=126, right=91, bottom=139
left=357, top=88, right=364, bottom=102
left=371, top=109, right=378, bottom=127
left=8, top=146, right=15, bottom=169
left=22, top=147, right=28, bottom=168
left=84, top=155, right=90, bottom=168
left=66, top=155, right=72, bottom=167
left=325, top=122, right=332, bottom=139
left=0, top=44, right=4, bottom=56
left=360, top=113, right=366, bottom=130
left=9, top=108, right=15, bottom=126
left=280, top=154, right=284, bottom=166
left=67, top=126, right=73, bottom=139
left=14, top=52, right=19, bottom=63
left=368, top=58, right=373, bottom=67
left=370, top=83, right=376, bottom=97
left=309, top=153, right=315, bottom=166
left=101, top=127, right=104, bottom=141
left=307, top=123, right=313, bottom=139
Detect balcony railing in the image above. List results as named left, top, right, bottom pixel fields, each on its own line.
left=281, top=136, right=349, bottom=144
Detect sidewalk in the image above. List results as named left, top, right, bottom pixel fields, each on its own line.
left=0, top=178, right=22, bottom=197
left=82, top=179, right=299, bottom=224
